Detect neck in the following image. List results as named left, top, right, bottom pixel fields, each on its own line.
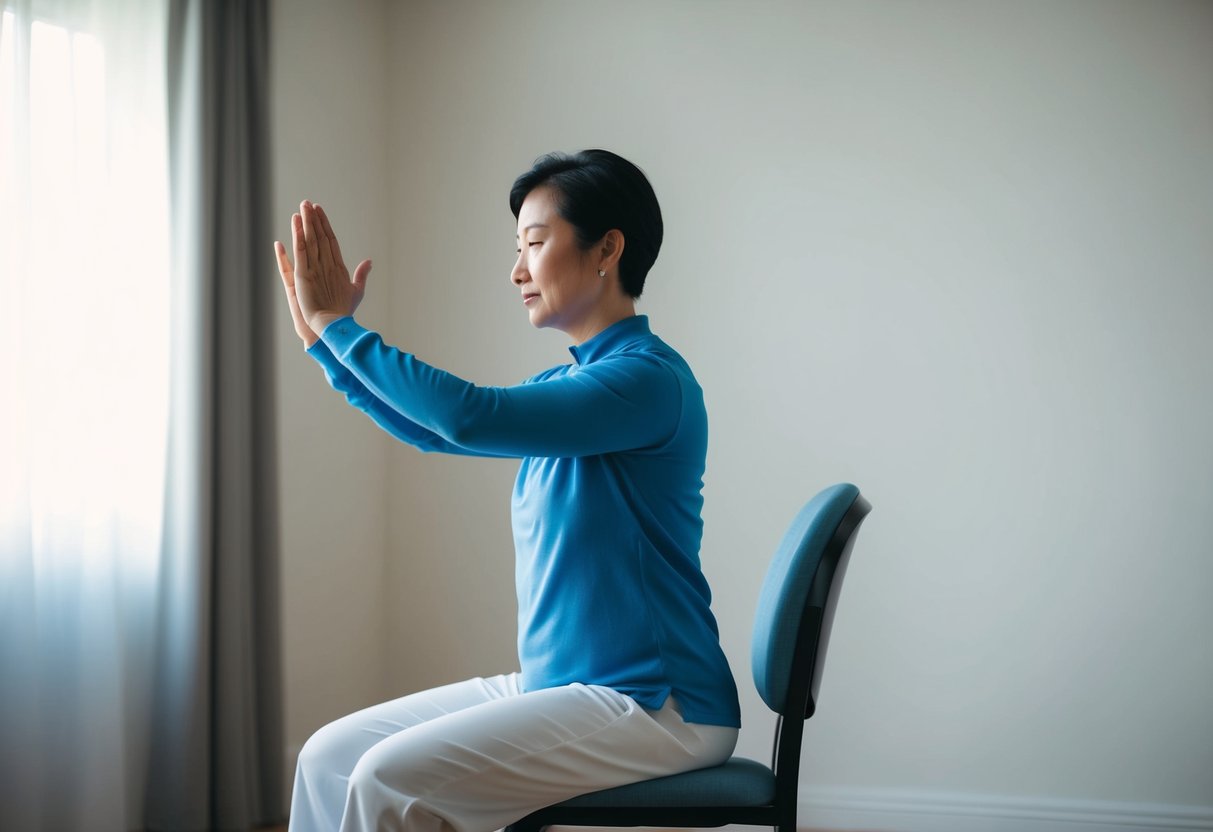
left=567, top=297, right=637, bottom=345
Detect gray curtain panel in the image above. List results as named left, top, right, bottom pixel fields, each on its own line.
left=146, top=1, right=284, bottom=829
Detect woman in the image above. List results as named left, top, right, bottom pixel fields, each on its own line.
left=275, top=150, right=740, bottom=832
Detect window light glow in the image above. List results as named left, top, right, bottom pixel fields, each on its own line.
left=1, top=10, right=169, bottom=578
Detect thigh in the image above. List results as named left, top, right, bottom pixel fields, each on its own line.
left=349, top=684, right=738, bottom=830
left=299, top=673, right=522, bottom=778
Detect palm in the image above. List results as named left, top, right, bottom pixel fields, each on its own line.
left=275, top=202, right=372, bottom=346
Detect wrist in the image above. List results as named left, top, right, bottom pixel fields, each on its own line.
left=307, top=311, right=345, bottom=337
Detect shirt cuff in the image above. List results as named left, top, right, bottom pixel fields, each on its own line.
left=318, top=315, right=367, bottom=358
left=306, top=336, right=341, bottom=369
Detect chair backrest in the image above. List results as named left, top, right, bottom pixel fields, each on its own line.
left=751, top=483, right=871, bottom=717
left=499, top=484, right=872, bottom=832
left=750, top=483, right=871, bottom=822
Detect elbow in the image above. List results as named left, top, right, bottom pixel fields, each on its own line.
left=436, top=389, right=502, bottom=451
left=441, top=415, right=481, bottom=450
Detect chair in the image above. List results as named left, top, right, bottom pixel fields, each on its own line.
left=504, top=482, right=872, bottom=832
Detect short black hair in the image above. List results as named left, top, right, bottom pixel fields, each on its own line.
left=509, top=149, right=663, bottom=298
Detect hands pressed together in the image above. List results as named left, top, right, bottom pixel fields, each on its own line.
left=275, top=200, right=372, bottom=347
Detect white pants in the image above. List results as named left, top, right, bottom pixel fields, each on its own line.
left=288, top=673, right=738, bottom=832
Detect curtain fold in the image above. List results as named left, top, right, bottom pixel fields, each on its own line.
left=0, top=1, right=171, bottom=829
left=0, top=1, right=281, bottom=829
left=145, top=1, right=283, bottom=829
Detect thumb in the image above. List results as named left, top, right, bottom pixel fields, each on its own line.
left=352, top=259, right=372, bottom=292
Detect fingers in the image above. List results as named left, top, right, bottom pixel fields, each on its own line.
left=292, top=213, right=308, bottom=275
left=301, top=200, right=335, bottom=272
left=352, top=258, right=372, bottom=293
left=289, top=201, right=362, bottom=329
left=274, top=239, right=318, bottom=345
left=275, top=240, right=295, bottom=288
left=315, top=204, right=346, bottom=269
left=299, top=201, right=321, bottom=271
left=275, top=239, right=302, bottom=308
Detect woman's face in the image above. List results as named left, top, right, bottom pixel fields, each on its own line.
left=512, top=186, right=607, bottom=337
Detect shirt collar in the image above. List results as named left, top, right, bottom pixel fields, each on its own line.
left=568, top=315, right=652, bottom=366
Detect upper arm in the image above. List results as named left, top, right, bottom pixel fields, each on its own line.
left=445, top=356, right=683, bottom=457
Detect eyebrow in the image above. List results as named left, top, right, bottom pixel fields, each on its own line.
left=515, top=223, right=550, bottom=238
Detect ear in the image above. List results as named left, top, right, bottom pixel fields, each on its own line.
left=596, top=229, right=625, bottom=274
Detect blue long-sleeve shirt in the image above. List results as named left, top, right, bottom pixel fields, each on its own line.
left=309, top=314, right=741, bottom=727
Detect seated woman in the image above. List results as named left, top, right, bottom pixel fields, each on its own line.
left=275, top=149, right=740, bottom=832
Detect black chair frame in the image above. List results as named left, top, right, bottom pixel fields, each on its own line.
left=505, top=491, right=872, bottom=832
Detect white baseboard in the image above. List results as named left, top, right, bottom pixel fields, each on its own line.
left=277, top=745, right=1213, bottom=832
left=800, top=787, right=1213, bottom=832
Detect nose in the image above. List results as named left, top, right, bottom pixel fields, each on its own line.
left=511, top=251, right=527, bottom=286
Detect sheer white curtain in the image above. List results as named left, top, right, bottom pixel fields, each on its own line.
left=0, top=1, right=170, bottom=829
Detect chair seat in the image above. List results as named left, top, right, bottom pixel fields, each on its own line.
left=553, top=757, right=775, bottom=808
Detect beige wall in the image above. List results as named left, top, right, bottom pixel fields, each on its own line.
left=272, top=0, right=1213, bottom=821
left=270, top=0, right=395, bottom=764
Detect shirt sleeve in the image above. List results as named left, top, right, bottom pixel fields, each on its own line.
left=306, top=339, right=514, bottom=457
left=319, top=316, right=682, bottom=458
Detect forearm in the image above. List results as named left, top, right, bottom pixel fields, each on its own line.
left=307, top=340, right=515, bottom=457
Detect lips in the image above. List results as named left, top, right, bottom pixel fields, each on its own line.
left=522, top=293, right=540, bottom=304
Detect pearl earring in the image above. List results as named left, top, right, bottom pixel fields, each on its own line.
left=598, top=270, right=606, bottom=278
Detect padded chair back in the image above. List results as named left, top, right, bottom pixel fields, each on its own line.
left=502, top=483, right=872, bottom=832
left=752, top=483, right=869, bottom=718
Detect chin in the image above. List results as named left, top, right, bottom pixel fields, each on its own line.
left=527, top=307, right=553, bottom=330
